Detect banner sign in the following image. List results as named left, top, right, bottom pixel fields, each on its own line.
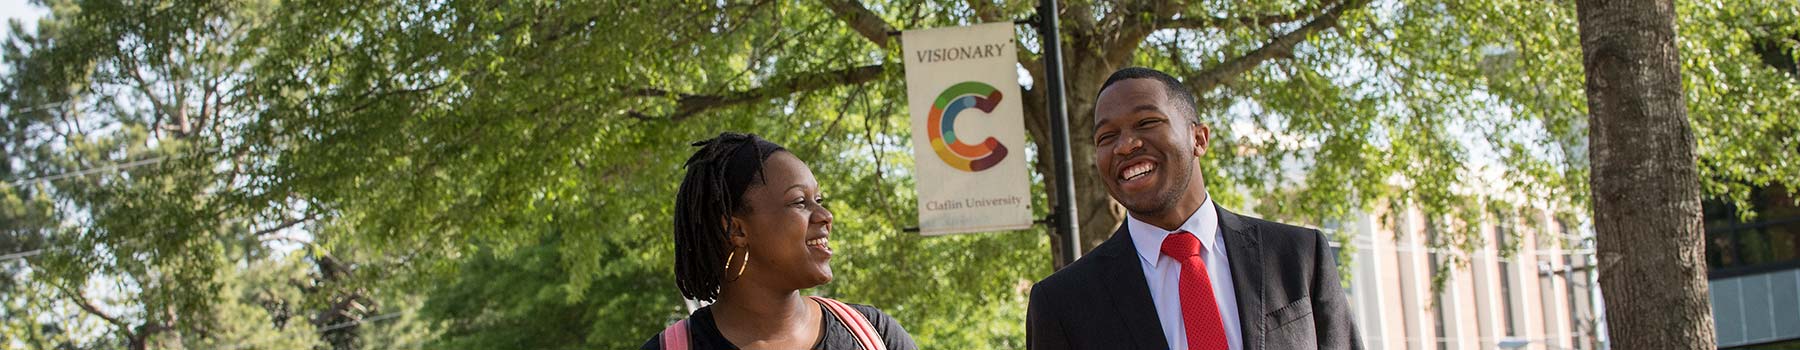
left=902, top=22, right=1032, bottom=236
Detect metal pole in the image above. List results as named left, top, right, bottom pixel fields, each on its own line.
left=1039, top=0, right=1081, bottom=269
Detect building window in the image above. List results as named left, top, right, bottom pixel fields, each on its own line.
left=1427, top=219, right=1450, bottom=350
left=1562, top=220, right=1598, bottom=350
left=1538, top=261, right=1560, bottom=348
left=1564, top=254, right=1585, bottom=350
left=1705, top=185, right=1800, bottom=277
left=1494, top=212, right=1518, bottom=338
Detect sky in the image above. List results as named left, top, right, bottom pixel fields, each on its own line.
left=1, top=0, right=45, bottom=39
left=1, top=0, right=49, bottom=76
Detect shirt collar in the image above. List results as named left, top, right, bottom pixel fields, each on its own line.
left=1127, top=194, right=1220, bottom=268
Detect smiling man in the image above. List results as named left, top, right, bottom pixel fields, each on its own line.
left=1027, top=67, right=1361, bottom=350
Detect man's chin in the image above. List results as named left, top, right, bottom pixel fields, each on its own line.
left=1118, top=197, right=1170, bottom=217
left=1109, top=185, right=1174, bottom=213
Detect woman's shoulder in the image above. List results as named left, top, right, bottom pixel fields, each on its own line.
left=640, top=333, right=662, bottom=350
left=821, top=300, right=898, bottom=328
left=641, top=306, right=722, bottom=350
left=835, top=302, right=917, bottom=350
left=845, top=303, right=892, bottom=320
left=842, top=303, right=901, bottom=332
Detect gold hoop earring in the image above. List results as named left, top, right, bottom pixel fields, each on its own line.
left=723, top=246, right=750, bottom=282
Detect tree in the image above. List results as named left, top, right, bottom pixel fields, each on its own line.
left=0, top=0, right=427, bottom=348
left=1575, top=0, right=1716, bottom=347
left=0, top=0, right=276, bottom=347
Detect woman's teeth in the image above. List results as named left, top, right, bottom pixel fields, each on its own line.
left=805, top=237, right=829, bottom=248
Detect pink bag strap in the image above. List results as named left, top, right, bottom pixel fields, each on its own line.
left=810, top=296, right=888, bottom=350
left=659, top=318, right=690, bottom=350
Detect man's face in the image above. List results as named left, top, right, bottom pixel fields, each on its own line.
left=1092, top=78, right=1210, bottom=219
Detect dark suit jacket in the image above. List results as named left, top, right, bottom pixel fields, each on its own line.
left=1027, top=207, right=1361, bottom=350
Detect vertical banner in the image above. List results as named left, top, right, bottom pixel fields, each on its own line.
left=902, top=22, right=1032, bottom=236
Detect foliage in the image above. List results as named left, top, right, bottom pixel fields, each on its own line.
left=1, top=0, right=1795, bottom=348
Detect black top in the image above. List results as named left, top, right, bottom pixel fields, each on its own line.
left=641, top=301, right=917, bottom=350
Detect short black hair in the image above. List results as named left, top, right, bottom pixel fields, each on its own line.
left=1098, top=67, right=1199, bottom=124
left=672, top=132, right=787, bottom=302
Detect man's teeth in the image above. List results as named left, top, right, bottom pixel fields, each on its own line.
left=1121, top=163, right=1155, bottom=180
left=806, top=237, right=829, bottom=247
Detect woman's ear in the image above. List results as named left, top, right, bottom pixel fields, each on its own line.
left=723, top=216, right=749, bottom=247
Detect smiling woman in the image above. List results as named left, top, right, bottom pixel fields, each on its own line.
left=645, top=132, right=917, bottom=350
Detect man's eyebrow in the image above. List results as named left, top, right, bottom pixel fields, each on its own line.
left=1131, top=104, right=1162, bottom=114
left=1094, top=105, right=1167, bottom=131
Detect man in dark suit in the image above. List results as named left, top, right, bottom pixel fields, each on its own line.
left=1028, top=67, right=1361, bottom=350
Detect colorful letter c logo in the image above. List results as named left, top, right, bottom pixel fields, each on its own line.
left=928, top=81, right=1009, bottom=172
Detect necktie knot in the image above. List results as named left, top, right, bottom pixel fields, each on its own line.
left=1160, top=231, right=1202, bottom=259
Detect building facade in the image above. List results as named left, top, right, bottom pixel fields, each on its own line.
left=1321, top=183, right=1800, bottom=349
left=1329, top=205, right=1606, bottom=350
left=1706, top=185, right=1800, bottom=349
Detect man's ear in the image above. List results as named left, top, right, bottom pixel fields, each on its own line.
left=1192, top=122, right=1212, bottom=158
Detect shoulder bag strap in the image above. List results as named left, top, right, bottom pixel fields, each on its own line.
left=809, top=296, right=887, bottom=350
left=659, top=318, right=690, bottom=350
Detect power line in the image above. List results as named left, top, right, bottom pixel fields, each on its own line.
left=3, top=102, right=70, bottom=118
left=0, top=249, right=44, bottom=261
left=213, top=312, right=408, bottom=350
left=6, top=156, right=170, bottom=187
left=4, top=103, right=193, bottom=187
left=317, top=312, right=404, bottom=332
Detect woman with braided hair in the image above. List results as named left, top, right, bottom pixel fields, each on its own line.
left=644, top=132, right=916, bottom=350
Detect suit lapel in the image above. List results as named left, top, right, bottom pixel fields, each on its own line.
left=1096, top=223, right=1172, bottom=350
left=1220, top=207, right=1265, bottom=350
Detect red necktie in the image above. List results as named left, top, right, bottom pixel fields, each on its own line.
left=1160, top=231, right=1229, bottom=350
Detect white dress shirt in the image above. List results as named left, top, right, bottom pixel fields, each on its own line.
left=1127, top=195, right=1243, bottom=350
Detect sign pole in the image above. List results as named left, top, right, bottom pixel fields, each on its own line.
left=1038, top=0, right=1081, bottom=269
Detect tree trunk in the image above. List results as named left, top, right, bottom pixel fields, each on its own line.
left=1575, top=0, right=1716, bottom=348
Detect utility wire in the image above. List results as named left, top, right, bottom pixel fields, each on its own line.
left=0, top=249, right=44, bottom=261
left=215, top=311, right=409, bottom=350
left=6, top=156, right=171, bottom=187
left=3, top=102, right=69, bottom=118
left=317, top=312, right=404, bottom=333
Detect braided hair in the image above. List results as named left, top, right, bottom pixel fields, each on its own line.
left=672, top=132, right=788, bottom=302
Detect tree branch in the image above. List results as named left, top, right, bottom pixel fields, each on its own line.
left=253, top=212, right=319, bottom=237
left=58, top=283, right=130, bottom=332
left=312, top=292, right=369, bottom=330
left=1064, top=1, right=1098, bottom=39
left=627, top=64, right=888, bottom=121
left=1185, top=0, right=1370, bottom=93
left=120, top=57, right=185, bottom=139
left=822, top=0, right=897, bottom=48
left=1102, top=0, right=1181, bottom=67
left=965, top=0, right=1007, bottom=23
left=1165, top=0, right=1344, bottom=30
left=55, top=281, right=168, bottom=350
left=336, top=82, right=448, bottom=116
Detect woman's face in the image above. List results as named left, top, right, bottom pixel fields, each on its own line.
left=729, top=151, right=834, bottom=291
